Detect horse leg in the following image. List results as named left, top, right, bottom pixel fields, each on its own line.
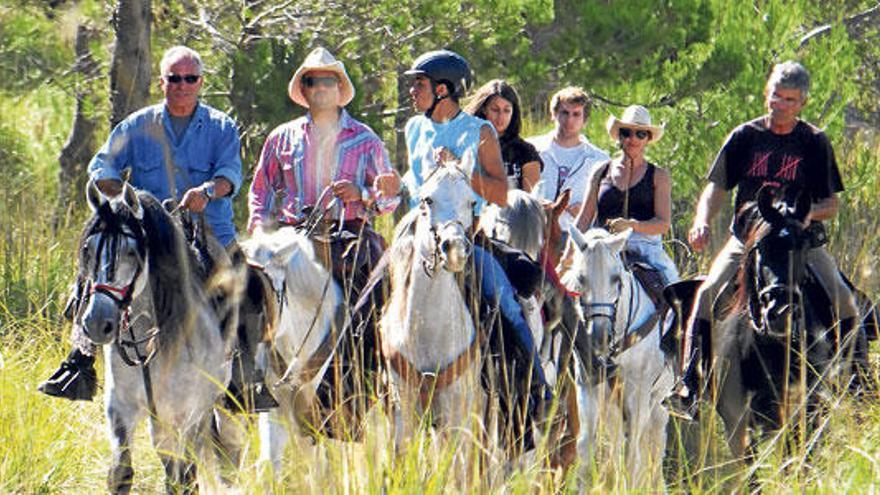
left=259, top=407, right=290, bottom=476
left=716, top=359, right=752, bottom=463
left=209, top=408, right=244, bottom=488
left=152, top=422, right=199, bottom=495
left=106, top=401, right=137, bottom=495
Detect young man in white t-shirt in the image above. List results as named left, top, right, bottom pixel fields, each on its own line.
left=528, top=86, right=609, bottom=216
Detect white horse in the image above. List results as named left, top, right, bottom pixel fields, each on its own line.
left=380, top=164, right=485, bottom=463
left=76, top=182, right=241, bottom=494
left=240, top=227, right=346, bottom=474
left=559, top=227, right=674, bottom=486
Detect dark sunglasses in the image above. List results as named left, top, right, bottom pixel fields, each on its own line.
left=164, top=74, right=201, bottom=84
left=618, top=128, right=650, bottom=140
left=302, top=75, right=339, bottom=88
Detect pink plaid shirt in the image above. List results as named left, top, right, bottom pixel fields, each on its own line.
left=247, top=110, right=399, bottom=232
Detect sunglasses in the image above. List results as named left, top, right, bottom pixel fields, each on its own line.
left=302, top=75, right=340, bottom=88
left=618, top=128, right=650, bottom=140
left=164, top=74, right=201, bottom=84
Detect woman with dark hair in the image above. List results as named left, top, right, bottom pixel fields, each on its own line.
left=575, top=105, right=678, bottom=284
left=465, top=79, right=542, bottom=191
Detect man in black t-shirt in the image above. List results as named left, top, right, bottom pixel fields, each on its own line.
left=672, top=61, right=857, bottom=414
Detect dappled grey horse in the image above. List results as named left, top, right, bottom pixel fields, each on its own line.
left=381, top=164, right=485, bottom=466
left=559, top=227, right=674, bottom=486
left=240, top=226, right=346, bottom=474
left=75, top=181, right=240, bottom=494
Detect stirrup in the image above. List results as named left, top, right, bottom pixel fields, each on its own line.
left=663, top=385, right=698, bottom=421
left=38, top=359, right=97, bottom=401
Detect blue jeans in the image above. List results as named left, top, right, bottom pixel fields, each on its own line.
left=473, top=245, right=549, bottom=392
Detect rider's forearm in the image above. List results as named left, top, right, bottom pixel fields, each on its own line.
left=694, top=182, right=727, bottom=227
left=810, top=195, right=838, bottom=222
left=472, top=173, right=508, bottom=207
left=630, top=217, right=671, bottom=236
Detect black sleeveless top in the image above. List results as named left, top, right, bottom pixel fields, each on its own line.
left=596, top=161, right=656, bottom=226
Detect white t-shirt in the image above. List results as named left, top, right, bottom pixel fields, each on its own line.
left=527, top=131, right=609, bottom=207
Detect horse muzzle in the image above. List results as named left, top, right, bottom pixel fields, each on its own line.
left=760, top=287, right=802, bottom=337
left=81, top=293, right=122, bottom=345
left=439, top=236, right=471, bottom=273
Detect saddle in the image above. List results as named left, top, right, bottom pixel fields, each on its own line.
left=307, top=220, right=385, bottom=290
left=623, top=253, right=668, bottom=309
left=478, top=232, right=544, bottom=298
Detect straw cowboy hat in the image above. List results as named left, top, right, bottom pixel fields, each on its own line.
left=288, top=47, right=355, bottom=108
left=606, top=105, right=664, bottom=143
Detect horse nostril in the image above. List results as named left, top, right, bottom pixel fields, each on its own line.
left=103, top=321, right=114, bottom=335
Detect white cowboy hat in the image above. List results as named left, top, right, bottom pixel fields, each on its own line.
left=288, top=47, right=355, bottom=108
left=606, top=105, right=664, bottom=143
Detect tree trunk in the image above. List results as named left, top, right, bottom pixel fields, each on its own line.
left=109, top=0, right=152, bottom=127
left=55, top=24, right=101, bottom=229
left=393, top=66, right=412, bottom=220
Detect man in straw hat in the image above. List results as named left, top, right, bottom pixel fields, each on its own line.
left=248, top=47, right=400, bottom=234
left=576, top=104, right=678, bottom=285
left=528, top=86, right=609, bottom=216
left=247, top=48, right=400, bottom=410
left=669, top=61, right=858, bottom=418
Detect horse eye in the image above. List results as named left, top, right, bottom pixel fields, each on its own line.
left=423, top=197, right=434, bottom=206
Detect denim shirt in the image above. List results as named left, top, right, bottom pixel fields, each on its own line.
left=88, top=102, right=243, bottom=246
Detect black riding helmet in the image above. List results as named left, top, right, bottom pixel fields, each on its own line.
left=405, top=50, right=473, bottom=117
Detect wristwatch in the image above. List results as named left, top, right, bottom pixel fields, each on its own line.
left=201, top=182, right=215, bottom=201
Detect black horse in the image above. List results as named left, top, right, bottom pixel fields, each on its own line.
left=712, top=187, right=835, bottom=462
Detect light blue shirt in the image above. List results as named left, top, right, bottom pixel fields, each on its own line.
left=88, top=102, right=243, bottom=246
left=403, top=112, right=493, bottom=214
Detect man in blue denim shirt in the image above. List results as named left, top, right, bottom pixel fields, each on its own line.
left=40, top=46, right=277, bottom=411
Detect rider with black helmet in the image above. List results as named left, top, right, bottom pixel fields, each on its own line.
left=402, top=49, right=552, bottom=418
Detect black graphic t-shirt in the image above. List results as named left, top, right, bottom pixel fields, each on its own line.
left=707, top=117, right=844, bottom=223
left=500, top=134, right=543, bottom=190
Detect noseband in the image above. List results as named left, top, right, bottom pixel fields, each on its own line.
left=421, top=218, right=473, bottom=277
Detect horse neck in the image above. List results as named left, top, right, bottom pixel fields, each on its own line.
left=392, top=253, right=474, bottom=367
left=613, top=264, right=656, bottom=337
left=277, top=248, right=341, bottom=349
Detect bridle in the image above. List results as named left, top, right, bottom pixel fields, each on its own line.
left=416, top=165, right=474, bottom=277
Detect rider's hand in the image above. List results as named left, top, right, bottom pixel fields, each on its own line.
left=688, top=222, right=711, bottom=251
left=607, top=217, right=635, bottom=233
left=331, top=180, right=361, bottom=203
left=373, top=173, right=399, bottom=199
left=180, top=186, right=209, bottom=213
left=434, top=147, right=458, bottom=166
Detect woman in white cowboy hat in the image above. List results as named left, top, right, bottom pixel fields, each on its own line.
left=575, top=104, right=678, bottom=283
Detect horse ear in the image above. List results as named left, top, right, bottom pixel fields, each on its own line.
left=558, top=238, right=577, bottom=273
left=552, top=188, right=571, bottom=217
left=757, top=186, right=783, bottom=226
left=793, top=190, right=812, bottom=223
left=122, top=183, right=143, bottom=220
left=567, top=224, right=587, bottom=251
left=85, top=179, right=104, bottom=212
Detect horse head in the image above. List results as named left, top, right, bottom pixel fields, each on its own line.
left=78, top=180, right=148, bottom=345
left=416, top=164, right=475, bottom=273
left=564, top=226, right=631, bottom=350
left=740, top=186, right=812, bottom=337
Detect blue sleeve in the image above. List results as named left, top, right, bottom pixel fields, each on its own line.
left=88, top=119, right=132, bottom=183
left=211, top=117, right=243, bottom=197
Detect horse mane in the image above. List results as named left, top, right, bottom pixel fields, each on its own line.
left=480, top=190, right=546, bottom=259
left=732, top=204, right=773, bottom=318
